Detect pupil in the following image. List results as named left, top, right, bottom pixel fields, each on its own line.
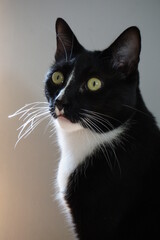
left=93, top=81, right=96, bottom=87
left=57, top=75, right=60, bottom=80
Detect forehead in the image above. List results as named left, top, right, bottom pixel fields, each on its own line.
left=74, top=51, right=102, bottom=72
left=53, top=50, right=104, bottom=78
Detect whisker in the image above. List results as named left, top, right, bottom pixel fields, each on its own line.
left=80, top=111, right=122, bottom=173
left=16, top=114, right=50, bottom=147
left=17, top=110, right=50, bottom=132
left=82, top=108, right=122, bottom=124
left=8, top=101, right=51, bottom=146
left=81, top=112, right=113, bottom=131
left=26, top=114, right=50, bottom=136
left=80, top=117, right=113, bottom=171
left=8, top=102, right=48, bottom=118
left=122, top=104, right=151, bottom=117
left=44, top=118, right=55, bottom=135
left=84, top=117, right=103, bottom=134
left=109, top=142, right=121, bottom=175
left=22, top=108, right=49, bottom=121
left=22, top=115, right=49, bottom=138
left=91, top=113, right=115, bottom=129
left=99, top=141, right=113, bottom=171
left=69, top=34, right=74, bottom=60
left=19, top=106, right=48, bottom=120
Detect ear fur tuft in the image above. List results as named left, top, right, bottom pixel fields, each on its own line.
left=109, top=27, right=141, bottom=75
left=55, top=18, right=84, bottom=61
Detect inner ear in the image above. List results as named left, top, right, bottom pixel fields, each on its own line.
left=107, top=27, right=141, bottom=75
left=55, top=18, right=84, bottom=61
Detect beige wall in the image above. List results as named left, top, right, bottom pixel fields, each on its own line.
left=0, top=0, right=160, bottom=239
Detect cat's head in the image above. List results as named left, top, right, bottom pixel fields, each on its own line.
left=45, top=18, right=141, bottom=133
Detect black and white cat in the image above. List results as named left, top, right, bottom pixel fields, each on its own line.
left=45, top=18, right=160, bottom=239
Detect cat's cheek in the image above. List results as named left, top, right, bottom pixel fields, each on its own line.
left=55, top=117, right=84, bottom=132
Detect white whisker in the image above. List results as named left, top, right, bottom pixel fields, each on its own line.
left=80, top=108, right=123, bottom=172
left=82, top=108, right=121, bottom=124
left=44, top=118, right=54, bottom=134
left=109, top=142, right=121, bottom=175
left=84, top=117, right=102, bottom=134
left=122, top=104, right=150, bottom=117
left=15, top=114, right=50, bottom=147
left=81, top=112, right=113, bottom=131
left=80, top=117, right=113, bottom=170
left=22, top=107, right=49, bottom=121
left=8, top=102, right=48, bottom=119
left=18, top=114, right=50, bottom=142
left=8, top=101, right=52, bottom=147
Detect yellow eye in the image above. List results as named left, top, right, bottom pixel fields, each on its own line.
left=87, top=78, right=102, bottom=91
left=52, top=72, right=64, bottom=85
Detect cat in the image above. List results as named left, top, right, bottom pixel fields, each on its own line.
left=45, top=18, right=160, bottom=240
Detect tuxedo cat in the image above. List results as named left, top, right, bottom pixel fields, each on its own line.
left=45, top=18, right=160, bottom=240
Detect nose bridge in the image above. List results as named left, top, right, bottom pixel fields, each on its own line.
left=55, top=87, right=65, bottom=102
left=56, top=67, right=76, bottom=103
left=55, top=84, right=72, bottom=106
left=55, top=89, right=68, bottom=110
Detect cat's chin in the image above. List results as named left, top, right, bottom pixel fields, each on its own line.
left=55, top=116, right=84, bottom=132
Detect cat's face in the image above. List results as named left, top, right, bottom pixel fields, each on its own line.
left=45, top=18, right=141, bottom=133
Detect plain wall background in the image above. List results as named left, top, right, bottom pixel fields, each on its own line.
left=0, top=0, right=160, bottom=239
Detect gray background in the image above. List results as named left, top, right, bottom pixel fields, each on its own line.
left=0, top=0, right=160, bottom=239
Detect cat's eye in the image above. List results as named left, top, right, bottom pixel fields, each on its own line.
left=87, top=78, right=102, bottom=91
left=52, top=72, right=64, bottom=85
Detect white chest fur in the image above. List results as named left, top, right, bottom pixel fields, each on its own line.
left=55, top=120, right=125, bottom=194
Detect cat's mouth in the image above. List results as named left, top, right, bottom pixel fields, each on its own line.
left=54, top=107, right=71, bottom=122
left=54, top=106, right=84, bottom=132
left=57, top=115, right=71, bottom=124
left=55, top=106, right=64, bottom=117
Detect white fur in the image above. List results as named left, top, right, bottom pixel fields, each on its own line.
left=55, top=119, right=126, bottom=194
left=54, top=118, right=126, bottom=239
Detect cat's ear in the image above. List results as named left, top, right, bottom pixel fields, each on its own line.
left=107, top=27, right=141, bottom=75
left=55, top=18, right=84, bottom=61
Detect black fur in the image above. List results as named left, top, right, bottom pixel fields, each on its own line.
left=45, top=18, right=160, bottom=239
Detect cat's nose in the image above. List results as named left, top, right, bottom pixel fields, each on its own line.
left=55, top=98, right=68, bottom=111
left=55, top=106, right=64, bottom=117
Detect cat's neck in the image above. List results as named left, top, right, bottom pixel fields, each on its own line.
left=55, top=121, right=126, bottom=193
